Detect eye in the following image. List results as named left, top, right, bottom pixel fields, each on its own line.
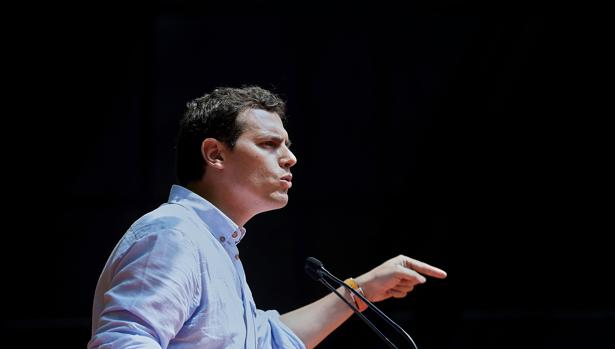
left=261, top=141, right=277, bottom=148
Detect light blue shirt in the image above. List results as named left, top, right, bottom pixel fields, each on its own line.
left=88, top=185, right=305, bottom=349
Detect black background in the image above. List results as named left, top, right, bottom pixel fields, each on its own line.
left=4, top=2, right=612, bottom=348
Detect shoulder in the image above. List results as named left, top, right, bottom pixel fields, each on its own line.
left=128, top=203, right=216, bottom=243
left=112, top=203, right=210, bottom=264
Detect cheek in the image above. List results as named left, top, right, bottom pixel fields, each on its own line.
left=243, top=158, right=272, bottom=184
left=253, top=165, right=274, bottom=184
left=232, top=151, right=277, bottom=186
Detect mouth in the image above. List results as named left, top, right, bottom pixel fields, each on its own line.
left=280, top=174, right=293, bottom=188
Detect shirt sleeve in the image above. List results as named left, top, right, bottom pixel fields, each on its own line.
left=88, top=229, right=201, bottom=349
left=255, top=309, right=306, bottom=349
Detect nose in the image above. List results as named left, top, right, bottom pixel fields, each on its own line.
left=280, top=147, right=297, bottom=169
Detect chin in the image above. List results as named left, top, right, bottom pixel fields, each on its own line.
left=254, top=195, right=288, bottom=214
left=258, top=202, right=287, bottom=214
left=270, top=193, right=290, bottom=208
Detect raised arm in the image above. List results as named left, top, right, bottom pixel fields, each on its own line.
left=279, top=255, right=447, bottom=348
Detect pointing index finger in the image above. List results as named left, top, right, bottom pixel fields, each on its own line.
left=404, top=257, right=447, bottom=279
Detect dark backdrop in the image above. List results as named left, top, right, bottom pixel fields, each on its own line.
left=4, top=3, right=612, bottom=348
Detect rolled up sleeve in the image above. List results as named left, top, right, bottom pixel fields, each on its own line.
left=255, top=309, right=306, bottom=349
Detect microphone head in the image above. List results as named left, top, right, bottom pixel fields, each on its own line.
left=305, top=257, right=323, bottom=269
left=304, top=257, right=324, bottom=281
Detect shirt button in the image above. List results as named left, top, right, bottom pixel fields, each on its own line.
left=234, top=254, right=240, bottom=260
left=231, top=231, right=238, bottom=238
left=219, top=236, right=225, bottom=242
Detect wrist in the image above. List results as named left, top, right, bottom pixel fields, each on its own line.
left=344, top=278, right=368, bottom=312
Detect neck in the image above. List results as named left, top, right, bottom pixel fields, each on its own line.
left=186, top=180, right=253, bottom=227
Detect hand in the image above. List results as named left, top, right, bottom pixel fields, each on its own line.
left=354, top=255, right=447, bottom=303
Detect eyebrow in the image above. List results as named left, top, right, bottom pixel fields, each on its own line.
left=276, top=136, right=292, bottom=147
left=262, top=135, right=292, bottom=147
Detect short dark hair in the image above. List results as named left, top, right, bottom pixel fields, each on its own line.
left=176, top=86, right=286, bottom=186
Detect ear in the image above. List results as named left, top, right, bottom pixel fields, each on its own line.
left=201, top=138, right=225, bottom=170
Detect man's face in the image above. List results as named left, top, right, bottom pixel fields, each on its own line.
left=221, top=108, right=297, bottom=212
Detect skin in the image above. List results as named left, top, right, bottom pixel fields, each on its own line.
left=188, top=108, right=447, bottom=349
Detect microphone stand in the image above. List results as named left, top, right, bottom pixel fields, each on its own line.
left=315, top=275, right=399, bottom=349
left=319, top=266, right=419, bottom=349
left=305, top=257, right=419, bottom=349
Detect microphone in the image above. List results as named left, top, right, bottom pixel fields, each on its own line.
left=304, top=257, right=419, bottom=349
left=304, top=257, right=324, bottom=281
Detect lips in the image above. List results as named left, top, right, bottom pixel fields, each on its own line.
left=280, top=174, right=293, bottom=188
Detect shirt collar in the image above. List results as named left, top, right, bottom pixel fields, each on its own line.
left=167, top=184, right=246, bottom=245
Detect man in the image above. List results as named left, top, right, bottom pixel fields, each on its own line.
left=88, top=86, right=447, bottom=349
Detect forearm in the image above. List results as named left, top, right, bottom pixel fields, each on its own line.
left=280, top=285, right=356, bottom=349
left=280, top=255, right=447, bottom=348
